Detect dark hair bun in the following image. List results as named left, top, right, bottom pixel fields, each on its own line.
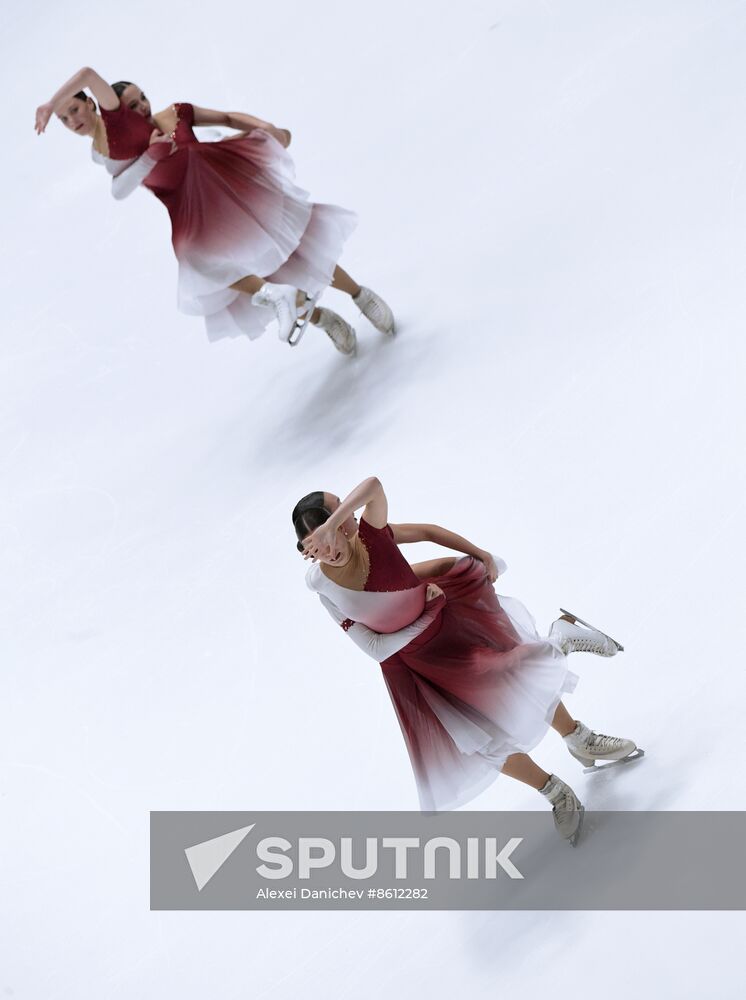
left=292, top=491, right=331, bottom=551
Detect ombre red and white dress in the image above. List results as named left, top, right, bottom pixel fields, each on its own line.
left=99, top=102, right=357, bottom=341
left=307, top=516, right=578, bottom=812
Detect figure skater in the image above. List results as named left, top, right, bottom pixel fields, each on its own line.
left=35, top=68, right=394, bottom=354
left=103, top=79, right=389, bottom=354
left=293, top=477, right=642, bottom=846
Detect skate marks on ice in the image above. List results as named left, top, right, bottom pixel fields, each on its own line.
left=246, top=316, right=452, bottom=468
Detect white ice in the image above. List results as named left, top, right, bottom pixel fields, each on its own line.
left=3, top=0, right=746, bottom=996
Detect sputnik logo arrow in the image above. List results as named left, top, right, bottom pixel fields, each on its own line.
left=184, top=823, right=255, bottom=891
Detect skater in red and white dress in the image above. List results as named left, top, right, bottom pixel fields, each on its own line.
left=35, top=68, right=394, bottom=354
left=294, top=477, right=642, bottom=846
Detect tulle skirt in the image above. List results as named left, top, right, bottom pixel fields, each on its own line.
left=380, top=557, right=578, bottom=812
left=151, top=129, right=357, bottom=341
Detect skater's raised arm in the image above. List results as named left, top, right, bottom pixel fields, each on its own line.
left=191, top=106, right=291, bottom=147
left=36, top=67, right=119, bottom=133
left=390, top=522, right=502, bottom=582
left=302, top=477, right=387, bottom=561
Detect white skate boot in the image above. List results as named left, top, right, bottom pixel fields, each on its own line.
left=549, top=608, right=623, bottom=656
left=314, top=307, right=357, bottom=356
left=539, top=774, right=585, bottom=847
left=251, top=283, right=313, bottom=344
left=564, top=720, right=644, bottom=773
left=353, top=286, right=395, bottom=335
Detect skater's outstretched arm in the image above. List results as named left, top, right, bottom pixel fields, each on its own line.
left=191, top=106, right=291, bottom=147
left=36, top=67, right=119, bottom=133
left=318, top=592, right=442, bottom=660
left=391, top=523, right=502, bottom=582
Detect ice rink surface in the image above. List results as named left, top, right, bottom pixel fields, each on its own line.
left=3, top=0, right=746, bottom=995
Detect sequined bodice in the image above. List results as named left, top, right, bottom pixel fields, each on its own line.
left=322, top=517, right=423, bottom=593
left=99, top=102, right=157, bottom=160
left=100, top=102, right=200, bottom=211
left=309, top=518, right=427, bottom=633
left=100, top=101, right=198, bottom=160
left=360, top=518, right=423, bottom=592
left=157, top=103, right=198, bottom=147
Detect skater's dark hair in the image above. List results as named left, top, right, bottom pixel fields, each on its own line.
left=111, top=81, right=134, bottom=98
left=292, top=491, right=331, bottom=552
left=73, top=90, right=97, bottom=110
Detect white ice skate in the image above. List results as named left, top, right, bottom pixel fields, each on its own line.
left=314, top=307, right=358, bottom=356
left=550, top=608, right=624, bottom=656
left=564, top=720, right=644, bottom=773
left=539, top=774, right=585, bottom=847
left=251, top=283, right=317, bottom=345
left=353, top=286, right=395, bottom=335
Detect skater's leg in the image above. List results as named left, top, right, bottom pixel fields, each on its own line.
left=230, top=274, right=308, bottom=311
left=236, top=277, right=315, bottom=343
left=550, top=701, right=577, bottom=738
left=254, top=265, right=357, bottom=320
left=501, top=752, right=551, bottom=791
left=310, top=265, right=385, bottom=331
left=230, top=274, right=265, bottom=296
left=331, top=265, right=362, bottom=298
left=488, top=750, right=584, bottom=844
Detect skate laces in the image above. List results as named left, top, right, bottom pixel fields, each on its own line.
left=588, top=731, right=625, bottom=751
left=319, top=310, right=355, bottom=350
left=544, top=779, right=575, bottom=809
left=562, top=629, right=612, bottom=654
left=360, top=289, right=380, bottom=319
left=571, top=637, right=602, bottom=652
left=359, top=288, right=386, bottom=321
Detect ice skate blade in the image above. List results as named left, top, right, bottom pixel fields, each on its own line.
left=568, top=805, right=585, bottom=848
left=559, top=607, right=624, bottom=653
left=287, top=294, right=319, bottom=347
left=581, top=748, right=645, bottom=774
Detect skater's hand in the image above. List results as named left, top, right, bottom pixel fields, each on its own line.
left=148, top=129, right=177, bottom=156
left=253, top=125, right=291, bottom=147
left=35, top=103, right=54, bottom=135
left=426, top=583, right=444, bottom=601
left=302, top=522, right=344, bottom=564
left=476, top=551, right=499, bottom=583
